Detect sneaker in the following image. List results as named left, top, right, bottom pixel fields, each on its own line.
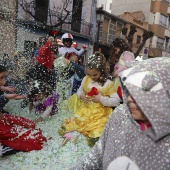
left=1, top=145, right=18, bottom=157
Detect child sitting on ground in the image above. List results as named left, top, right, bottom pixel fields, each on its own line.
left=0, top=65, right=46, bottom=157
left=59, top=52, right=121, bottom=146
left=21, top=81, right=59, bottom=123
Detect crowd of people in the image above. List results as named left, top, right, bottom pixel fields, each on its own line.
left=0, top=31, right=170, bottom=170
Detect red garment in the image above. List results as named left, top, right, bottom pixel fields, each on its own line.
left=138, top=121, right=152, bottom=131
left=36, top=41, right=55, bottom=69
left=0, top=114, right=47, bottom=152
left=117, top=86, right=122, bottom=99
left=87, top=87, right=99, bottom=96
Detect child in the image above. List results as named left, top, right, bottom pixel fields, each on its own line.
left=70, top=57, right=170, bottom=170
left=58, top=33, right=86, bottom=57
left=109, top=38, right=135, bottom=101
left=64, top=52, right=85, bottom=95
left=59, top=52, right=121, bottom=146
left=22, top=81, right=59, bottom=123
left=26, top=31, right=59, bottom=90
left=54, top=52, right=85, bottom=101
left=111, top=38, right=135, bottom=78
left=0, top=65, right=46, bottom=156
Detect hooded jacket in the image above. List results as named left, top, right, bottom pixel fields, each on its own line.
left=70, top=57, right=170, bottom=170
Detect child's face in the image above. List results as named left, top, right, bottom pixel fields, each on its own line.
left=86, top=68, right=101, bottom=82
left=69, top=55, right=78, bottom=64
left=0, top=71, right=7, bottom=86
left=114, top=47, right=120, bottom=54
left=64, top=39, right=72, bottom=47
left=34, top=93, right=45, bottom=101
left=126, top=95, right=149, bottom=122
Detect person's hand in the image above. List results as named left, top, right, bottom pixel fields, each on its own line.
left=82, top=44, right=87, bottom=50
left=0, top=86, right=16, bottom=93
left=4, top=94, right=26, bottom=100
left=48, top=36, right=54, bottom=43
left=35, top=117, right=43, bottom=123
left=63, top=58, right=70, bottom=65
left=91, top=93, right=101, bottom=103
left=29, top=103, right=34, bottom=112
left=113, top=71, right=118, bottom=78
left=80, top=92, right=91, bottom=103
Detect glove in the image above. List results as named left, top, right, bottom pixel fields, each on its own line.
left=82, top=44, right=87, bottom=50
left=49, top=30, right=59, bottom=38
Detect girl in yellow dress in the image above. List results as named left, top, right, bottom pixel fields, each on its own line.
left=59, top=52, right=121, bottom=145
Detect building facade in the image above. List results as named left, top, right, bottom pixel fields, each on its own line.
left=16, top=0, right=96, bottom=59
left=111, top=0, right=170, bottom=57
left=119, top=11, right=149, bottom=57
left=94, top=7, right=127, bottom=59
left=97, top=0, right=112, bottom=13
left=0, top=0, right=17, bottom=57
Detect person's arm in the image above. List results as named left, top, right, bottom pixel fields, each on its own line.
left=69, top=62, right=85, bottom=79
left=0, top=86, right=16, bottom=93
left=100, top=92, right=121, bottom=107
left=38, top=37, right=54, bottom=57
left=116, top=51, right=134, bottom=74
left=72, top=48, right=85, bottom=56
left=76, top=77, right=86, bottom=98
left=38, top=41, right=51, bottom=56
left=40, top=105, right=53, bottom=119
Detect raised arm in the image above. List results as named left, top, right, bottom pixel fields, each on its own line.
left=69, top=62, right=85, bottom=79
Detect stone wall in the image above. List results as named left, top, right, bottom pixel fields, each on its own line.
left=0, top=0, right=17, bottom=58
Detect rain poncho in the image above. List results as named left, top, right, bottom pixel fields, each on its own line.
left=70, top=57, right=170, bottom=170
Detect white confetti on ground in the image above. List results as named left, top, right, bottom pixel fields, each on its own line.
left=0, top=99, right=90, bottom=170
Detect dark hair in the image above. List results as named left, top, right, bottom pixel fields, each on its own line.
left=86, top=52, right=109, bottom=86
left=21, top=82, right=52, bottom=109
left=0, top=65, right=7, bottom=73
left=64, top=52, right=79, bottom=60
left=110, top=38, right=132, bottom=56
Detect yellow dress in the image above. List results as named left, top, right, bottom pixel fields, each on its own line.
left=63, top=76, right=117, bottom=138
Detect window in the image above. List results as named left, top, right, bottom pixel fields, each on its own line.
left=136, top=35, right=141, bottom=44
left=153, top=15, right=155, bottom=24
left=159, top=14, right=167, bottom=27
left=24, top=41, right=37, bottom=55
left=162, top=0, right=170, bottom=4
left=110, top=3, right=112, bottom=10
left=156, top=38, right=164, bottom=49
left=35, top=0, right=49, bottom=23
left=71, top=0, right=83, bottom=33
